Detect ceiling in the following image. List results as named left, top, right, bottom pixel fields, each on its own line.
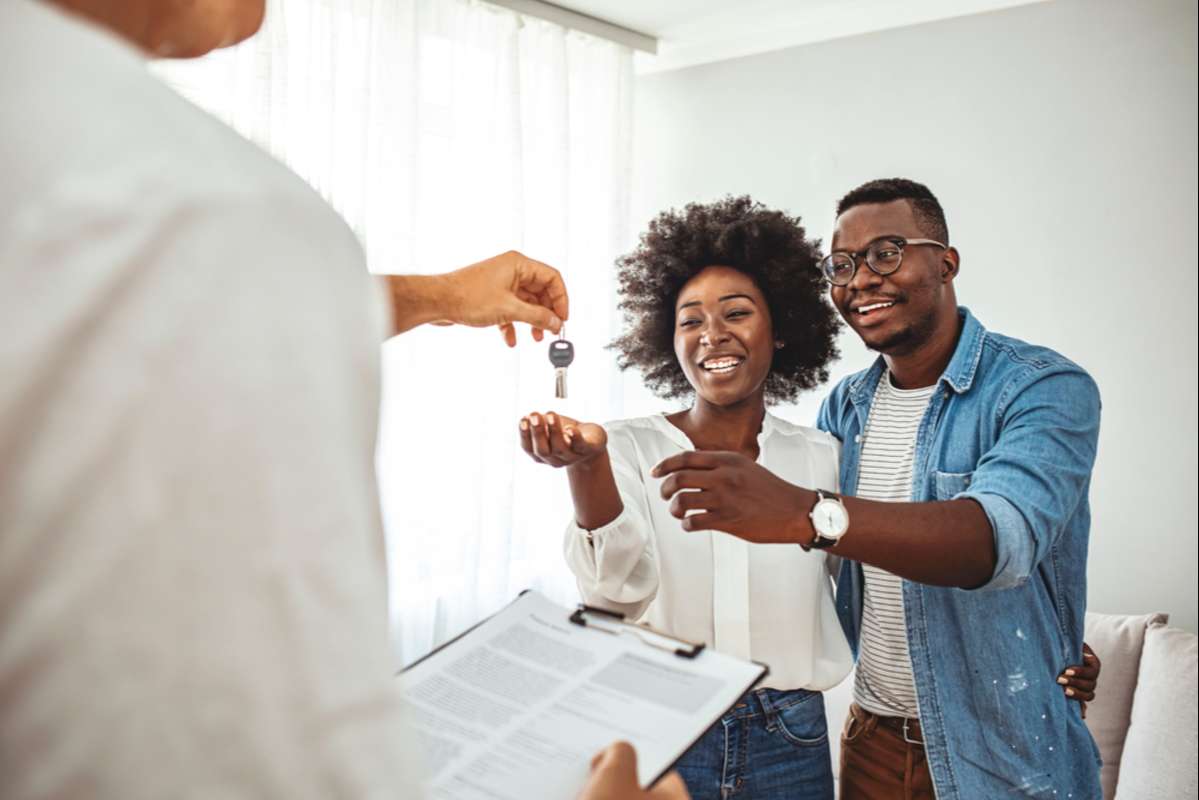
left=549, top=0, right=1051, bottom=73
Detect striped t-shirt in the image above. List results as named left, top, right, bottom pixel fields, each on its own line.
left=852, top=373, right=936, bottom=719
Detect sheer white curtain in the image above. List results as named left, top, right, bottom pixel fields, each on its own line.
left=155, top=0, right=634, bottom=664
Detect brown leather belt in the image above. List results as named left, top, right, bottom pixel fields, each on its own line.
left=849, top=702, right=924, bottom=746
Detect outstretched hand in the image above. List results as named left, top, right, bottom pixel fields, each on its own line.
left=519, top=412, right=607, bottom=468
left=450, top=250, right=570, bottom=345
left=577, top=741, right=690, bottom=800
left=387, top=250, right=569, bottom=344
left=651, top=450, right=811, bottom=544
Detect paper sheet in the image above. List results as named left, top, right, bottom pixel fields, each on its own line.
left=400, top=590, right=766, bottom=799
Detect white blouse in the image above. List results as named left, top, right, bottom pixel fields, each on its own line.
left=564, top=412, right=854, bottom=691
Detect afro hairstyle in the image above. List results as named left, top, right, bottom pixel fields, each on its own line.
left=610, top=195, right=841, bottom=404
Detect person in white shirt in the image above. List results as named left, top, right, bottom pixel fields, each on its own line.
left=520, top=197, right=850, bottom=799
left=0, top=2, right=684, bottom=798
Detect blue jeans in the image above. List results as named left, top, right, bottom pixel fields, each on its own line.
left=674, top=688, right=833, bottom=800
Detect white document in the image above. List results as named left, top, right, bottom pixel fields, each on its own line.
left=399, top=590, right=767, bottom=799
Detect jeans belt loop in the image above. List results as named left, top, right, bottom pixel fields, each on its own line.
left=846, top=703, right=875, bottom=741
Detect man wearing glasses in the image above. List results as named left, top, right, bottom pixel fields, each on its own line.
left=654, top=178, right=1102, bottom=798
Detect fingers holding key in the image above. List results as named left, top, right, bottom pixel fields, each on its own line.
left=499, top=322, right=518, bottom=348
left=516, top=287, right=549, bottom=343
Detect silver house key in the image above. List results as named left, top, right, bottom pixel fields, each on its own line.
left=548, top=332, right=574, bottom=399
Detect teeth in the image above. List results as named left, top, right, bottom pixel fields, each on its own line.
left=857, top=301, right=894, bottom=314
left=702, top=357, right=742, bottom=373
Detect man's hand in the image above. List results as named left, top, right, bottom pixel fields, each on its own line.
left=387, top=250, right=569, bottom=344
left=651, top=451, right=813, bottom=544
left=1058, top=642, right=1100, bottom=718
left=577, top=742, right=690, bottom=800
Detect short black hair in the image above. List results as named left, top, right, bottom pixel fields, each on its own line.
left=610, top=196, right=841, bottom=404
left=836, top=178, right=949, bottom=243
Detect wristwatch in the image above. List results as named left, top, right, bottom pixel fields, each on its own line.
left=806, top=490, right=849, bottom=550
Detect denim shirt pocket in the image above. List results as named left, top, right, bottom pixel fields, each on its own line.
left=934, top=470, right=973, bottom=500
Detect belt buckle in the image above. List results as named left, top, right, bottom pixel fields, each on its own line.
left=902, top=717, right=922, bottom=746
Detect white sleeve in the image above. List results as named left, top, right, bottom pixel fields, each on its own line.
left=562, top=426, right=659, bottom=622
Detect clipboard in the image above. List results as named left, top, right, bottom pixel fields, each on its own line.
left=398, top=590, right=769, bottom=799
left=569, top=603, right=705, bottom=659
left=566, top=601, right=772, bottom=789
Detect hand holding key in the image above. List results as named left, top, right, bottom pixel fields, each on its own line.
left=384, top=250, right=568, bottom=344
left=519, top=411, right=607, bottom=468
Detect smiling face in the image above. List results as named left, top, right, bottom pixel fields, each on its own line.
left=673, top=266, right=776, bottom=408
left=829, top=200, right=959, bottom=356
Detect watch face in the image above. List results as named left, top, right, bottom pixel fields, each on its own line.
left=814, top=499, right=849, bottom=538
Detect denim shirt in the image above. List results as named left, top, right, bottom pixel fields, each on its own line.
left=817, top=308, right=1103, bottom=799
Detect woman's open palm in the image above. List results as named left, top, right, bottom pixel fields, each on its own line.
left=519, top=411, right=607, bottom=468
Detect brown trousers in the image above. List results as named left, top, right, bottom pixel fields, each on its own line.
left=839, top=703, right=935, bottom=800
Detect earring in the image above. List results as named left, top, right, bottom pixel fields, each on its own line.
left=775, top=341, right=784, bottom=350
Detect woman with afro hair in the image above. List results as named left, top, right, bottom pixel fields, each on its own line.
left=519, top=196, right=848, bottom=799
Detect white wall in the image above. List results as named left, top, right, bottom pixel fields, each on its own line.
left=627, top=0, right=1198, bottom=632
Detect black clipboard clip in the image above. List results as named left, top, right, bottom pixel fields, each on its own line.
left=569, top=604, right=706, bottom=659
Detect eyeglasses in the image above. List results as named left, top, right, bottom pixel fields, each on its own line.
left=819, top=237, right=947, bottom=287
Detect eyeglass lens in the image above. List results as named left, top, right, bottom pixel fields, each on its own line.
left=822, top=239, right=905, bottom=286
